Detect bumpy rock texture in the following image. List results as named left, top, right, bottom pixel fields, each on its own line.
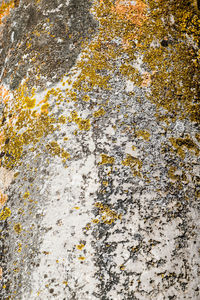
left=0, top=0, right=199, bottom=299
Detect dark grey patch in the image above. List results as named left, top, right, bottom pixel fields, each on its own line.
left=0, top=0, right=97, bottom=90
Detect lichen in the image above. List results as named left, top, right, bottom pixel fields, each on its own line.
left=94, top=202, right=122, bottom=225
left=0, top=0, right=14, bottom=25
left=46, top=141, right=70, bottom=161
left=93, top=108, right=106, bottom=118
left=0, top=207, right=11, bottom=221
left=169, top=136, right=199, bottom=159
left=76, top=244, right=85, bottom=250
left=69, top=111, right=91, bottom=131
left=121, top=154, right=142, bottom=177
left=78, top=256, right=86, bottom=261
left=136, top=130, right=150, bottom=141
left=0, top=191, right=8, bottom=208
left=13, top=223, right=22, bottom=234
left=0, top=81, right=68, bottom=169
left=99, top=154, right=115, bottom=165
left=68, top=0, right=200, bottom=126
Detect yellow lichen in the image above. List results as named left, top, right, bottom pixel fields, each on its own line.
left=0, top=80, right=63, bottom=168
left=13, top=223, right=22, bottom=234
left=76, top=244, right=85, bottom=250
left=99, top=154, right=115, bottom=165
left=92, top=218, right=99, bottom=224
left=121, top=154, right=142, bottom=177
left=94, top=202, right=122, bottom=225
left=102, top=180, right=108, bottom=186
left=78, top=256, right=86, bottom=261
left=82, top=95, right=90, bottom=102
left=58, top=116, right=66, bottom=124
left=136, top=130, right=150, bottom=141
left=93, top=108, right=106, bottom=118
left=46, top=141, right=70, bottom=160
left=0, top=207, right=11, bottom=221
left=41, top=102, right=49, bottom=113
left=170, top=136, right=199, bottom=159
left=17, top=243, right=22, bottom=253
left=23, top=191, right=30, bottom=199
left=70, top=111, right=91, bottom=131
left=168, top=166, right=179, bottom=181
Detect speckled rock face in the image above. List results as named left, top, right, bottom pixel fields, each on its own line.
left=0, top=0, right=97, bottom=90
left=0, top=0, right=199, bottom=300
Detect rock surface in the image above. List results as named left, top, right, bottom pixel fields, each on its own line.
left=0, top=0, right=199, bottom=299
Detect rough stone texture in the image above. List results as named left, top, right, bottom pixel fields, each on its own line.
left=0, top=0, right=97, bottom=90
left=0, top=0, right=199, bottom=300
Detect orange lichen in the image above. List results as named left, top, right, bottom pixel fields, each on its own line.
left=0, top=1, right=14, bottom=25
left=141, top=72, right=152, bottom=87
left=0, top=190, right=8, bottom=208
left=113, top=0, right=147, bottom=25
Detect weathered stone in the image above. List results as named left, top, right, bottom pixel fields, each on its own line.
left=0, top=0, right=199, bottom=300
